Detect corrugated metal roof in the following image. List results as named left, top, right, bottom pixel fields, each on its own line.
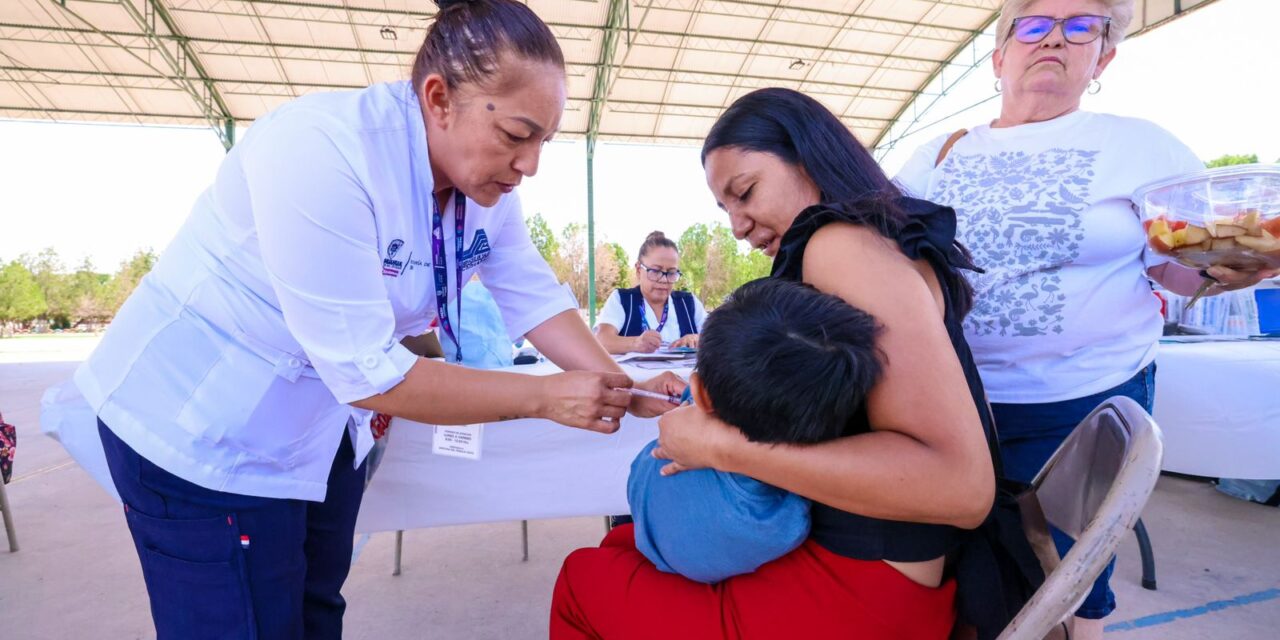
left=0, top=0, right=1216, bottom=150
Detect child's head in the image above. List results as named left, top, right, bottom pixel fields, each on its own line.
left=692, top=278, right=882, bottom=444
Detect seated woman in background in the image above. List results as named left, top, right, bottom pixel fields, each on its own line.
left=594, top=231, right=707, bottom=354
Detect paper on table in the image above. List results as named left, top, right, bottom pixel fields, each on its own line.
left=632, top=358, right=696, bottom=370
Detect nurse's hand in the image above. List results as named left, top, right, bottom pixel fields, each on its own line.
left=538, top=371, right=634, bottom=433
left=628, top=372, right=687, bottom=418
left=632, top=331, right=662, bottom=353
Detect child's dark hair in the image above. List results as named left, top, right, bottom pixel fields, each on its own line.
left=413, top=0, right=565, bottom=92
left=696, top=278, right=883, bottom=444
left=637, top=231, right=678, bottom=262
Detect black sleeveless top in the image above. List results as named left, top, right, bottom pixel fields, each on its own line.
left=771, top=196, right=1044, bottom=640
left=769, top=195, right=999, bottom=562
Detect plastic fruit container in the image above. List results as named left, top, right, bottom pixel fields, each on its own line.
left=1133, top=164, right=1280, bottom=271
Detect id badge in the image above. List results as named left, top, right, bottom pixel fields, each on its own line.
left=432, top=424, right=484, bottom=461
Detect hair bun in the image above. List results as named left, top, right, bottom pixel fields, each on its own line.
left=433, top=0, right=475, bottom=9
left=645, top=231, right=667, bottom=241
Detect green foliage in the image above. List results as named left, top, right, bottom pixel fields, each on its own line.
left=0, top=261, right=48, bottom=335
left=1204, top=153, right=1259, bottom=168
left=526, top=212, right=560, bottom=266
left=678, top=222, right=764, bottom=307
left=606, top=242, right=631, bottom=292
left=105, top=250, right=157, bottom=315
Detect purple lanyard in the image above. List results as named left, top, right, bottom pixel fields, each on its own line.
left=639, top=298, right=669, bottom=334
left=432, top=191, right=466, bottom=363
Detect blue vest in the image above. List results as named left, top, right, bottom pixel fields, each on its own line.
left=616, top=287, right=698, bottom=338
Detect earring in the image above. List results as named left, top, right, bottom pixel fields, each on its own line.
left=1088, top=79, right=1102, bottom=95
left=993, top=79, right=1002, bottom=94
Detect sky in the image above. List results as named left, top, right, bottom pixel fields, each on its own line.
left=1, top=0, right=1277, bottom=273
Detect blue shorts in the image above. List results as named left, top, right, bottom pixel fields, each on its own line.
left=991, top=364, right=1156, bottom=620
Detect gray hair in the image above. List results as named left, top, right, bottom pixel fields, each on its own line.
left=995, top=0, right=1135, bottom=53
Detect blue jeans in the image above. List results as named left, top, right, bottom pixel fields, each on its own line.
left=990, top=364, right=1156, bottom=620
left=99, top=420, right=365, bottom=639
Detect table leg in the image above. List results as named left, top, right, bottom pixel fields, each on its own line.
left=0, top=480, right=17, bottom=552
left=521, top=520, right=529, bottom=562
left=393, top=529, right=403, bottom=576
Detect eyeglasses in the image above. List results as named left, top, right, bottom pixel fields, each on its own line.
left=638, top=263, right=682, bottom=283
left=1009, top=15, right=1110, bottom=45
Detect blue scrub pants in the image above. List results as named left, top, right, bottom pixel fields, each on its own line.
left=98, top=420, right=365, bottom=639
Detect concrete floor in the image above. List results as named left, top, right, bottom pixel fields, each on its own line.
left=1, top=336, right=1277, bottom=639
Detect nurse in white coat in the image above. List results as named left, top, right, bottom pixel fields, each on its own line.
left=73, top=1, right=682, bottom=638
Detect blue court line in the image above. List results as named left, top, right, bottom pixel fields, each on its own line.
left=1105, top=588, right=1280, bottom=632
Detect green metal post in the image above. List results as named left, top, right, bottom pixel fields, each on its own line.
left=587, top=136, right=597, bottom=324
left=225, top=118, right=235, bottom=149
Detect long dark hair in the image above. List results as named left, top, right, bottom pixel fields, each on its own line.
left=701, top=88, right=906, bottom=237
left=702, top=87, right=976, bottom=317
left=413, top=0, right=564, bottom=91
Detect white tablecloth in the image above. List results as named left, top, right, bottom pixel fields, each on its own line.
left=354, top=361, right=688, bottom=533
left=355, top=341, right=1280, bottom=533
left=1153, top=340, right=1280, bottom=480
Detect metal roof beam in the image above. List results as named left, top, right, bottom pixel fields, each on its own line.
left=163, top=0, right=952, bottom=67
left=0, top=104, right=205, bottom=122
left=108, top=0, right=236, bottom=149
left=586, top=0, right=628, bottom=142
left=632, top=0, right=979, bottom=43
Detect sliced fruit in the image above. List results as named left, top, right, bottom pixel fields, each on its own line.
left=1184, top=225, right=1210, bottom=245
left=1169, top=220, right=1189, bottom=232
left=1236, top=231, right=1280, bottom=253
left=1261, top=216, right=1280, bottom=238
left=1211, top=237, right=1237, bottom=251
left=1149, top=232, right=1177, bottom=253
left=1214, top=224, right=1247, bottom=238
left=1171, top=228, right=1188, bottom=247
left=1146, top=218, right=1171, bottom=239
left=1237, top=210, right=1262, bottom=235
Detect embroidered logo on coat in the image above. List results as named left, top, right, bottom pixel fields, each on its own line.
left=383, top=238, right=406, bottom=277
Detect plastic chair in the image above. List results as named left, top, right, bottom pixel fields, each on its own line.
left=997, top=396, right=1164, bottom=640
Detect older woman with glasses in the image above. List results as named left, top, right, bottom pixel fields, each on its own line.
left=895, top=0, right=1278, bottom=635
left=595, top=231, right=707, bottom=354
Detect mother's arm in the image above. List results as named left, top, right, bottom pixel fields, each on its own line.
left=657, top=224, right=993, bottom=529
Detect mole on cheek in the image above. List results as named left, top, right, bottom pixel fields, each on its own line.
left=486, top=103, right=495, bottom=111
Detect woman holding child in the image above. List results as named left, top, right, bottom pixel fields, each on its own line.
left=552, top=88, right=1022, bottom=639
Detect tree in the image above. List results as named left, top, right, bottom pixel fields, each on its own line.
left=592, top=242, right=622, bottom=309
left=678, top=222, right=746, bottom=307
left=526, top=212, right=560, bottom=267
left=65, top=258, right=111, bottom=327
left=105, top=249, right=158, bottom=315
left=606, top=242, right=632, bottom=292
left=20, top=248, right=73, bottom=328
left=0, top=261, right=47, bottom=336
left=1205, top=153, right=1259, bottom=169
left=556, top=223, right=589, bottom=306
left=735, top=248, right=773, bottom=288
